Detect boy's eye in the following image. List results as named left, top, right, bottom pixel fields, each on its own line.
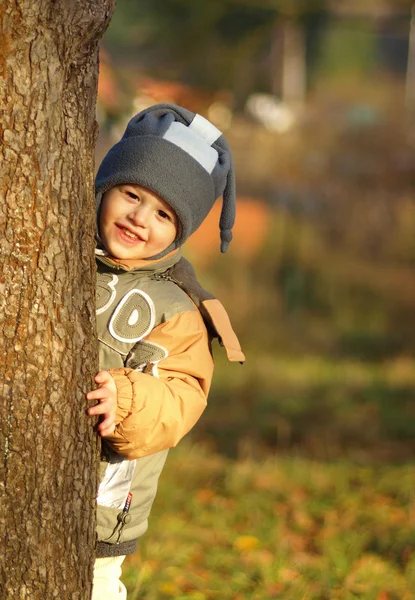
left=157, top=210, right=171, bottom=220
left=126, top=191, right=139, bottom=200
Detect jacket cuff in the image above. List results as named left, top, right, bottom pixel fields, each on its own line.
left=108, top=368, right=135, bottom=424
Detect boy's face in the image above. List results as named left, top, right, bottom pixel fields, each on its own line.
left=99, top=184, right=178, bottom=260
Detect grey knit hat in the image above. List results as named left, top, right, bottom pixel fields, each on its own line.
left=95, top=103, right=236, bottom=259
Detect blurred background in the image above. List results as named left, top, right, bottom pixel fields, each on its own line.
left=96, top=2, right=415, bottom=597
left=97, top=0, right=415, bottom=464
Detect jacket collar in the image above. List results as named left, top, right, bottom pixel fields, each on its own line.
left=95, top=247, right=182, bottom=273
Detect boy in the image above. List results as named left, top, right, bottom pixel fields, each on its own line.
left=87, top=104, right=244, bottom=599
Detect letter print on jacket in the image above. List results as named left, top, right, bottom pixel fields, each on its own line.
left=97, top=271, right=169, bottom=373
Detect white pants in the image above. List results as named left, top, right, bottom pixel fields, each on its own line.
left=92, top=556, right=127, bottom=600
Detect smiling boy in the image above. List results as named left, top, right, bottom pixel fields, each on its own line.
left=87, top=104, right=244, bottom=599
left=99, top=184, right=178, bottom=260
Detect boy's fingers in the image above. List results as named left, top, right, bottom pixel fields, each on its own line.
left=87, top=401, right=109, bottom=416
left=87, top=371, right=116, bottom=435
left=86, top=388, right=110, bottom=402
left=99, top=417, right=114, bottom=431
left=94, top=370, right=111, bottom=385
left=99, top=419, right=116, bottom=436
left=100, top=427, right=115, bottom=438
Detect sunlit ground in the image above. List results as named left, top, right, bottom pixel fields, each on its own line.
left=122, top=443, right=415, bottom=600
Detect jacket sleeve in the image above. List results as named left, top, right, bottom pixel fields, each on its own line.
left=103, top=308, right=213, bottom=459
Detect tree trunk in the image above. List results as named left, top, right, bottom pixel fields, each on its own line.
left=0, top=1, right=116, bottom=598
left=270, top=18, right=307, bottom=104
left=281, top=19, right=306, bottom=104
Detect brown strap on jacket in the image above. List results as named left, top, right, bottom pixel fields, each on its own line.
left=170, top=258, right=245, bottom=363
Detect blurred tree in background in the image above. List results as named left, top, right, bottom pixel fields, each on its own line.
left=105, top=0, right=278, bottom=103
left=103, top=0, right=339, bottom=105
left=98, top=0, right=415, bottom=462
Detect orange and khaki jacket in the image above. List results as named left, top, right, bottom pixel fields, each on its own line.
left=95, top=249, right=244, bottom=557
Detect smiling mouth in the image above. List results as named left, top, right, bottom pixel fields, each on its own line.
left=117, top=225, right=144, bottom=242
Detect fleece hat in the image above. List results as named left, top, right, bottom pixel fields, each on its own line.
left=95, top=103, right=236, bottom=259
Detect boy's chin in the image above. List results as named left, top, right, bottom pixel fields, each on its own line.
left=103, top=241, right=175, bottom=261
left=105, top=244, right=148, bottom=261
left=110, top=252, right=148, bottom=261
left=107, top=249, right=159, bottom=261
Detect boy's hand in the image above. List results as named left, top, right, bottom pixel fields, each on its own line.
left=87, top=371, right=118, bottom=437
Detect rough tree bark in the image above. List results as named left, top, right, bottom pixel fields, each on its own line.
left=0, top=1, right=116, bottom=598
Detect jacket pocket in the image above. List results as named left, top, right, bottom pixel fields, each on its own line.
left=96, top=504, right=132, bottom=544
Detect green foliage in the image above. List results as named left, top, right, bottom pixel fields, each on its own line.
left=105, top=0, right=277, bottom=62
left=104, top=0, right=332, bottom=98
left=193, top=352, right=415, bottom=460
left=318, top=22, right=377, bottom=76
left=122, top=444, right=415, bottom=599
left=103, top=0, right=280, bottom=98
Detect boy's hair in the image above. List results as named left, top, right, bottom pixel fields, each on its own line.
left=95, top=104, right=236, bottom=259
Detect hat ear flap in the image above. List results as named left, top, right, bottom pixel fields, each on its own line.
left=219, top=148, right=236, bottom=253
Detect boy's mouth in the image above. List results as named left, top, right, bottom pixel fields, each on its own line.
left=116, top=224, right=144, bottom=242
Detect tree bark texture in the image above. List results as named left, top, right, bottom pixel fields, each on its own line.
left=0, top=1, right=116, bottom=598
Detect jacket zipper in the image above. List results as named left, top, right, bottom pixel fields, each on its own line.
left=152, top=270, right=182, bottom=286
left=104, top=492, right=133, bottom=544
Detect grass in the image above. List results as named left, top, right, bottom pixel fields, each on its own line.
left=196, top=354, right=415, bottom=461
left=122, top=443, right=415, bottom=600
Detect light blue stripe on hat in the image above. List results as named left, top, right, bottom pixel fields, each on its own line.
left=189, top=114, right=222, bottom=145
left=162, top=122, right=219, bottom=174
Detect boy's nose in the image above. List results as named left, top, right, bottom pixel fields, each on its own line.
left=129, top=205, right=150, bottom=227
